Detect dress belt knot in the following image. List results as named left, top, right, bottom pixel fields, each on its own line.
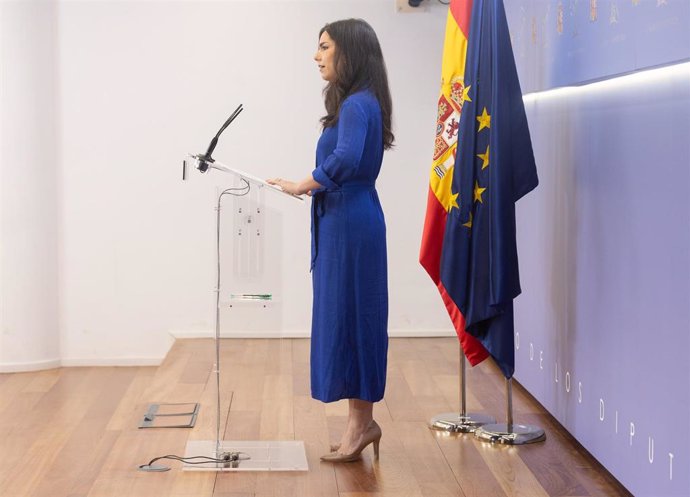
left=311, top=182, right=376, bottom=271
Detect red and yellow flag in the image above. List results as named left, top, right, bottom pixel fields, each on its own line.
left=419, top=0, right=489, bottom=366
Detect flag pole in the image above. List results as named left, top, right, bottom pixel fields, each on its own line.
left=461, top=347, right=467, bottom=418
left=506, top=377, right=513, bottom=431
left=429, top=343, right=495, bottom=433
left=474, top=375, right=546, bottom=445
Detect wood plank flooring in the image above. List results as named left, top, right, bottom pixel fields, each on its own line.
left=0, top=338, right=632, bottom=497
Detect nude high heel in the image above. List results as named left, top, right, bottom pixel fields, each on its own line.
left=321, top=420, right=381, bottom=462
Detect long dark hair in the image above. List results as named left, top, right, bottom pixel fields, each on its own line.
left=319, top=19, right=394, bottom=150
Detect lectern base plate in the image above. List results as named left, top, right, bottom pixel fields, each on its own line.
left=182, top=440, right=308, bottom=471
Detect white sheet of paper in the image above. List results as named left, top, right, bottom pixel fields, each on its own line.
left=209, top=161, right=304, bottom=201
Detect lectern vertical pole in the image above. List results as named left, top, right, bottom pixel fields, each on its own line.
left=214, top=197, right=223, bottom=456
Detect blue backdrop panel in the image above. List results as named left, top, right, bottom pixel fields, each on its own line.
left=504, top=2, right=689, bottom=496
left=513, top=59, right=690, bottom=497
left=502, top=4, right=690, bottom=495
left=504, top=0, right=690, bottom=92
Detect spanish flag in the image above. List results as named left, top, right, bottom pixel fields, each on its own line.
left=419, top=0, right=489, bottom=366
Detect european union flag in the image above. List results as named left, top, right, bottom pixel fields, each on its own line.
left=439, top=0, right=538, bottom=379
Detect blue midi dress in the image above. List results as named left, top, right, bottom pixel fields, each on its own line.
left=310, top=90, right=389, bottom=403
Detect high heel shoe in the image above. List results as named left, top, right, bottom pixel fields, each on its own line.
left=321, top=420, right=381, bottom=463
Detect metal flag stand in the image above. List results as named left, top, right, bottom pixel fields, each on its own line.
left=474, top=377, right=546, bottom=445
left=429, top=343, right=495, bottom=433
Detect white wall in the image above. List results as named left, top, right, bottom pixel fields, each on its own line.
left=0, top=1, right=61, bottom=371
left=1, top=0, right=458, bottom=370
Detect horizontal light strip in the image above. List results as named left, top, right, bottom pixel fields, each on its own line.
left=523, top=61, right=690, bottom=103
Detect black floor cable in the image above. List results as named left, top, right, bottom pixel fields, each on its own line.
left=139, top=452, right=251, bottom=472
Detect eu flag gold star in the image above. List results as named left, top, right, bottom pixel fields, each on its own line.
left=476, top=107, right=491, bottom=132
left=474, top=181, right=486, bottom=203
left=462, top=212, right=473, bottom=229
left=448, top=192, right=459, bottom=212
left=462, top=85, right=472, bottom=103
left=477, top=145, right=490, bottom=169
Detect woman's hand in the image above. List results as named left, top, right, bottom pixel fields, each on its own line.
left=267, top=175, right=322, bottom=196
left=267, top=178, right=303, bottom=196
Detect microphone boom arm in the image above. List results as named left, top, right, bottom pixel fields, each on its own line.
left=199, top=104, right=244, bottom=163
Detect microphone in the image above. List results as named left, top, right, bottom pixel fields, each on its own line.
left=182, top=104, right=243, bottom=180
left=197, top=104, right=244, bottom=171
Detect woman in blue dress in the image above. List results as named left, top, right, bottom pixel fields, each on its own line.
left=268, top=19, right=393, bottom=463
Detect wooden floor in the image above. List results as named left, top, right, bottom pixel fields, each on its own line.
left=0, top=338, right=632, bottom=497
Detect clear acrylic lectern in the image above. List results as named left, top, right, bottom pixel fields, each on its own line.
left=181, top=153, right=307, bottom=471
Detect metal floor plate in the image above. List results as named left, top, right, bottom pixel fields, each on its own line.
left=474, top=423, right=546, bottom=445
left=139, top=403, right=199, bottom=429
left=183, top=440, right=308, bottom=471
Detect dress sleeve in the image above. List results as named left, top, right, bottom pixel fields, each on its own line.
left=312, top=97, right=368, bottom=189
